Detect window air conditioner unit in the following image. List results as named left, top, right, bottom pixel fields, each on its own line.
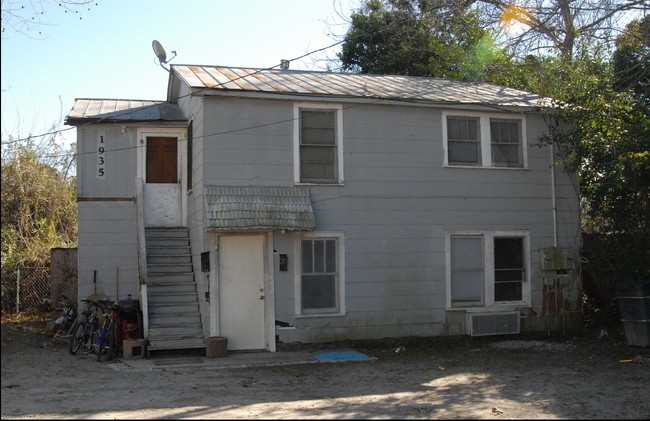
left=467, top=312, right=521, bottom=337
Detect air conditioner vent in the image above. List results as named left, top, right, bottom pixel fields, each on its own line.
left=468, top=312, right=520, bottom=336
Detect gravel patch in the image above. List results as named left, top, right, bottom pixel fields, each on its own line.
left=488, top=340, right=577, bottom=353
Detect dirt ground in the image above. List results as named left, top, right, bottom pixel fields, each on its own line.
left=1, top=316, right=649, bottom=420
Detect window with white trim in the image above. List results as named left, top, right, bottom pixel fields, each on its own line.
left=443, top=112, right=526, bottom=168
left=490, top=119, right=523, bottom=167
left=298, top=233, right=345, bottom=315
left=447, top=232, right=529, bottom=308
left=447, top=116, right=481, bottom=166
left=294, top=104, right=343, bottom=184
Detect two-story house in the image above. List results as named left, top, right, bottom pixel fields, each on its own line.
left=65, top=64, right=582, bottom=354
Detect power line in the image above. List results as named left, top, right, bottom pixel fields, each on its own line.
left=1, top=5, right=421, bottom=151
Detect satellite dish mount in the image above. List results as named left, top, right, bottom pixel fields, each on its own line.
left=152, top=40, right=177, bottom=71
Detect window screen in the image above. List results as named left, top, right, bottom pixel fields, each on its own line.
left=300, top=110, right=336, bottom=182
left=494, top=237, right=524, bottom=301
left=301, top=238, right=337, bottom=312
left=490, top=119, right=522, bottom=167
left=447, top=117, right=480, bottom=165
left=450, top=236, right=484, bottom=306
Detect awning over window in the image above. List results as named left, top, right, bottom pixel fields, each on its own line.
left=204, top=186, right=315, bottom=232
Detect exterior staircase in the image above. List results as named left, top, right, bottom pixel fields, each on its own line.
left=145, top=227, right=205, bottom=353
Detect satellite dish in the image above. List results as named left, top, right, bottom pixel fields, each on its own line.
left=152, top=40, right=167, bottom=64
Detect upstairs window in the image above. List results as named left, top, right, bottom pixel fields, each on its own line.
left=491, top=119, right=523, bottom=167
left=443, top=113, right=526, bottom=168
left=447, top=117, right=480, bottom=166
left=294, top=104, right=343, bottom=184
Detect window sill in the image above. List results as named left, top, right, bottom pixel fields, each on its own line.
left=444, top=164, right=528, bottom=170
left=295, top=312, right=346, bottom=319
left=295, top=182, right=345, bottom=187
left=447, top=304, right=531, bottom=312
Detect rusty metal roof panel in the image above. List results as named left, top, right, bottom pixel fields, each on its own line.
left=65, top=99, right=185, bottom=125
left=204, top=185, right=315, bottom=232
left=171, top=65, right=550, bottom=108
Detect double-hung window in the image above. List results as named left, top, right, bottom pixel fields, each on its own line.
left=294, top=103, right=343, bottom=184
left=298, top=233, right=345, bottom=315
left=443, top=112, right=526, bottom=168
left=448, top=232, right=529, bottom=308
left=447, top=117, right=481, bottom=166
left=491, top=119, right=523, bottom=167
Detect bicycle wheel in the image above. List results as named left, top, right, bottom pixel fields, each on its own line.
left=87, top=315, right=99, bottom=354
left=107, top=321, right=117, bottom=361
left=69, top=322, right=86, bottom=355
left=96, top=328, right=107, bottom=361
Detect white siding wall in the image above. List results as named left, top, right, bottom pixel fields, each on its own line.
left=192, top=96, right=580, bottom=343
left=76, top=126, right=138, bottom=198
left=77, top=201, right=138, bottom=303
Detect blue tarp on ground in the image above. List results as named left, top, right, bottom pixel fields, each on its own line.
left=311, top=350, right=373, bottom=362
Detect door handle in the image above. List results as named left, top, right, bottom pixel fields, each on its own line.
left=259, top=295, right=265, bottom=300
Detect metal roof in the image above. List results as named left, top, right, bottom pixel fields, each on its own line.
left=204, top=185, right=315, bottom=232
left=65, top=99, right=185, bottom=125
left=171, top=65, right=551, bottom=109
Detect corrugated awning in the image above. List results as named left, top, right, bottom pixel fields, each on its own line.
left=65, top=99, right=186, bottom=126
left=205, top=186, right=315, bottom=232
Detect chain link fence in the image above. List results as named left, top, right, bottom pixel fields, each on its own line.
left=1, top=267, right=50, bottom=314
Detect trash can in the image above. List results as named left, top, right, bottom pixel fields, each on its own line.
left=117, top=298, right=142, bottom=342
left=615, top=280, right=650, bottom=347
left=206, top=336, right=228, bottom=358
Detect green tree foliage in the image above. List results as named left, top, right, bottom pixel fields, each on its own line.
left=612, top=14, right=650, bottom=98
left=1, top=134, right=77, bottom=267
left=337, top=0, right=499, bottom=79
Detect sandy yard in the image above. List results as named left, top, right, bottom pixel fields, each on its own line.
left=1, top=317, right=649, bottom=420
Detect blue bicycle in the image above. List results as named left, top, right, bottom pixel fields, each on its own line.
left=69, top=296, right=109, bottom=355
left=95, top=302, right=121, bottom=362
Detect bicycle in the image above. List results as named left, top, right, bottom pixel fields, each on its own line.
left=69, top=295, right=109, bottom=355
left=95, top=301, right=121, bottom=362
left=43, top=295, right=77, bottom=337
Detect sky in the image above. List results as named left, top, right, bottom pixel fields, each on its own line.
left=1, top=0, right=359, bottom=148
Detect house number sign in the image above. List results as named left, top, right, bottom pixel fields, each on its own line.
left=97, top=135, right=105, bottom=178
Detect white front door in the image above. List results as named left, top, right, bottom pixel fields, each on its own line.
left=218, top=235, right=267, bottom=350
left=142, top=133, right=184, bottom=227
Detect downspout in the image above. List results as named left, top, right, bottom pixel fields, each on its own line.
left=550, top=142, right=558, bottom=248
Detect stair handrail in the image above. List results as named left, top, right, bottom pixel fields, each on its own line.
left=136, top=176, right=149, bottom=341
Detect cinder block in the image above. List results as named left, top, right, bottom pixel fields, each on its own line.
left=122, top=339, right=145, bottom=359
